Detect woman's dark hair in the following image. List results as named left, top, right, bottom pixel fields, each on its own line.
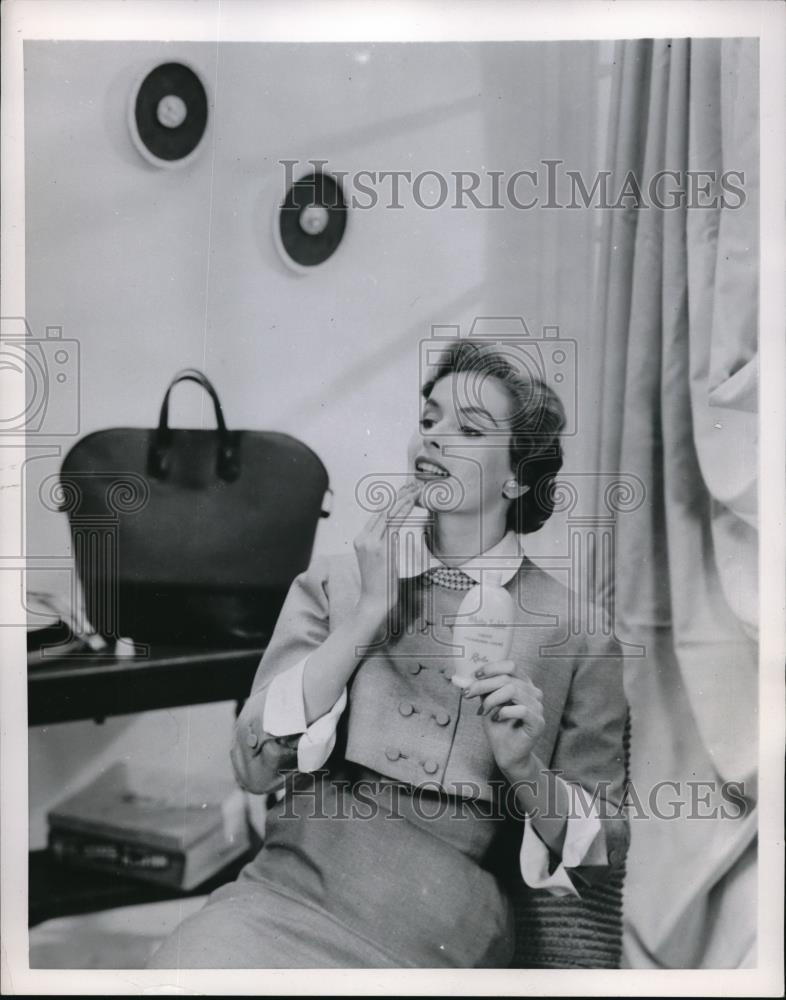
left=421, top=339, right=566, bottom=534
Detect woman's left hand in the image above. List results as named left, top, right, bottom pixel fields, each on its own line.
left=461, top=661, right=546, bottom=774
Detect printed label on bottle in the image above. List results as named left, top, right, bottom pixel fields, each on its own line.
left=451, top=587, right=514, bottom=687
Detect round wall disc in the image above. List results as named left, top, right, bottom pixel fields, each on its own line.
left=277, top=171, right=348, bottom=268
left=130, top=62, right=208, bottom=167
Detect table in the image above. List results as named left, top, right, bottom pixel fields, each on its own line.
left=28, top=845, right=258, bottom=928
left=28, top=636, right=267, bottom=925
left=28, top=638, right=266, bottom=726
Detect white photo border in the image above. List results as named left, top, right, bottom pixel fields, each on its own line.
left=1, top=1, right=783, bottom=995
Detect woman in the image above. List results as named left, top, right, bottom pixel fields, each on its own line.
left=149, top=340, right=629, bottom=969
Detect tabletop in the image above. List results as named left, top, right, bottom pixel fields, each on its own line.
left=28, top=635, right=267, bottom=726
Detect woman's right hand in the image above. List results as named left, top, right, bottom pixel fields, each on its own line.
left=353, top=480, right=420, bottom=622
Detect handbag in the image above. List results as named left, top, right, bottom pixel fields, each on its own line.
left=58, top=369, right=331, bottom=647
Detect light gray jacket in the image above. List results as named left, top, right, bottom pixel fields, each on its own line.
left=231, top=552, right=630, bottom=883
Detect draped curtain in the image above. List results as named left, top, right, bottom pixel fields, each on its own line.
left=588, top=38, right=759, bottom=968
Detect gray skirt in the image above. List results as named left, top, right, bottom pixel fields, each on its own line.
left=148, top=765, right=516, bottom=968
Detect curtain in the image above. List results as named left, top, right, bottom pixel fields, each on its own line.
left=588, top=38, right=759, bottom=968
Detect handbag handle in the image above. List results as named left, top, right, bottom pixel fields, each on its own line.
left=147, top=368, right=240, bottom=482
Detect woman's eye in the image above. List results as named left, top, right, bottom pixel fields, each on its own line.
left=420, top=418, right=435, bottom=430
left=459, top=425, right=483, bottom=437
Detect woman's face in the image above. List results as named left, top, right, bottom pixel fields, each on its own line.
left=407, top=371, right=517, bottom=521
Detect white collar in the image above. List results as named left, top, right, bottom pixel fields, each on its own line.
left=398, top=522, right=525, bottom=586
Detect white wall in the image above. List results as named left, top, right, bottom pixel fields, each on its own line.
left=24, top=40, right=602, bottom=846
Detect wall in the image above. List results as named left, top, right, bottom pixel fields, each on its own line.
left=24, top=40, right=602, bottom=846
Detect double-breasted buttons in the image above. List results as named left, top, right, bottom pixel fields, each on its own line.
left=422, top=759, right=439, bottom=775
left=432, top=710, right=451, bottom=727
left=409, top=662, right=425, bottom=675
left=608, top=848, right=623, bottom=866
left=386, top=747, right=405, bottom=762
left=246, top=729, right=260, bottom=749
left=398, top=701, right=416, bottom=717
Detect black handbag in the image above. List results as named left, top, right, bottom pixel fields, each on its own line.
left=58, top=369, right=330, bottom=647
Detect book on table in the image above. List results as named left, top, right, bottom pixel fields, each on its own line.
left=47, top=762, right=250, bottom=891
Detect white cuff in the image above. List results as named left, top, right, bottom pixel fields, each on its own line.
left=297, top=686, right=347, bottom=772
left=261, top=656, right=347, bottom=773
left=520, top=784, right=605, bottom=897
left=262, top=658, right=310, bottom=736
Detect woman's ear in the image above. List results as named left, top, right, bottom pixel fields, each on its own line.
left=502, top=479, right=530, bottom=500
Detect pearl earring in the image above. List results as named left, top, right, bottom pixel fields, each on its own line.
left=503, top=480, right=529, bottom=500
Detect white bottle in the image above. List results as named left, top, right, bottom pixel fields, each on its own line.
left=451, top=570, right=514, bottom=688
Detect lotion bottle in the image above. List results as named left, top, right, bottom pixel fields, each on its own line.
left=451, top=570, right=514, bottom=688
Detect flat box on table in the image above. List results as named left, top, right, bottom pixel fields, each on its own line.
left=47, top=762, right=249, bottom=891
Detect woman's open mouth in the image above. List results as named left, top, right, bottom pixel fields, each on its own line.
left=414, top=458, right=450, bottom=479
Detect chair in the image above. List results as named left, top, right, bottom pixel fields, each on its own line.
left=510, top=711, right=631, bottom=968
